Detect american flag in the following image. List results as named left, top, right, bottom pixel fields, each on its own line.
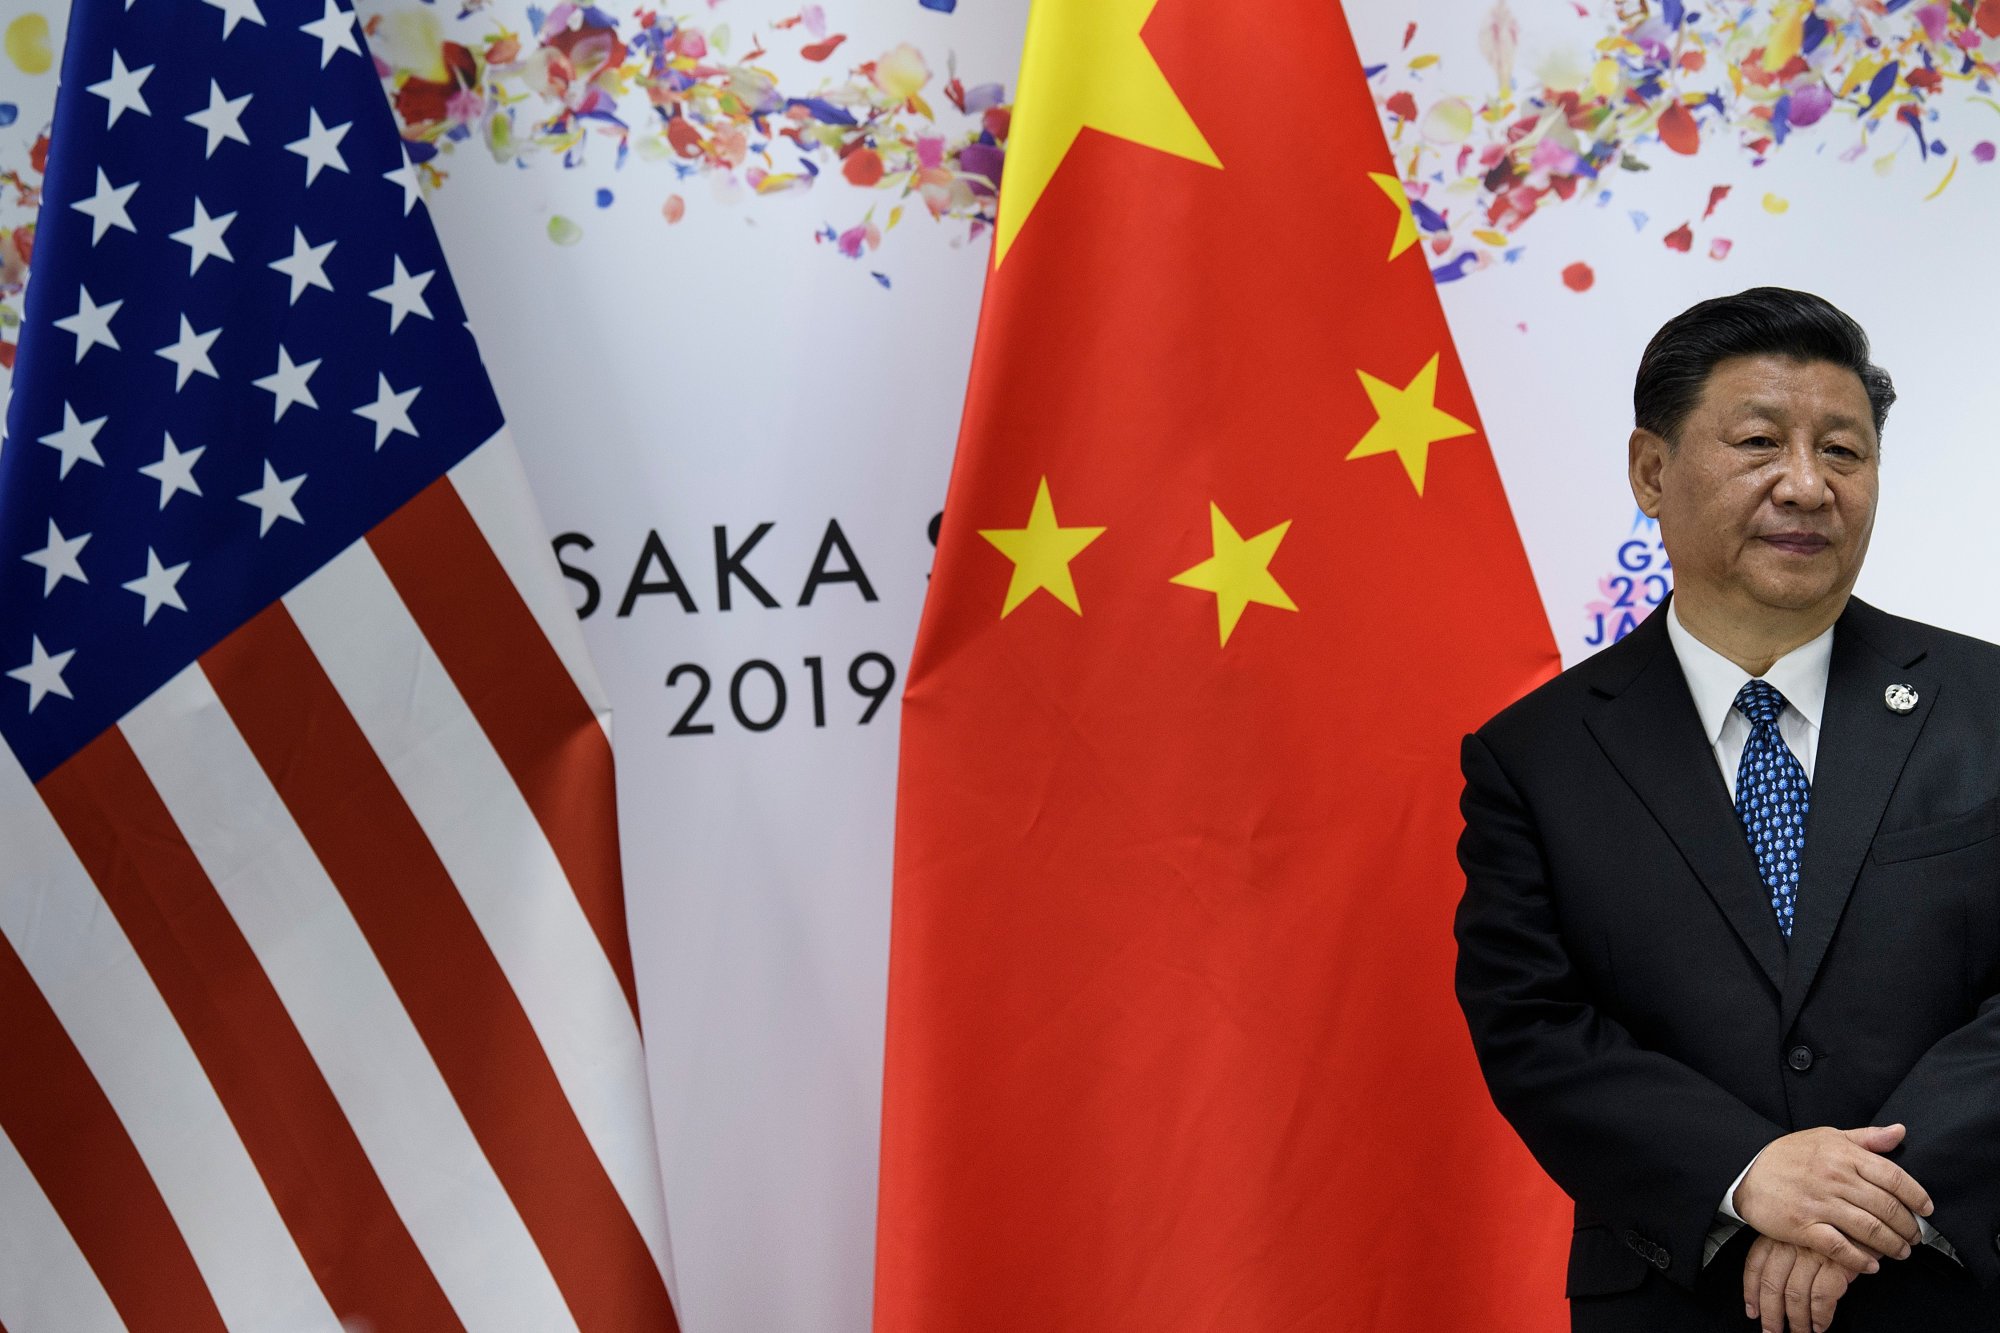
left=0, top=2, right=677, bottom=1330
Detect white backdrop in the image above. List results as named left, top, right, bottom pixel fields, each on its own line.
left=6, top=2, right=2000, bottom=1330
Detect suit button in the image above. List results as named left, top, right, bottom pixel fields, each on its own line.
left=1787, top=1045, right=1814, bottom=1072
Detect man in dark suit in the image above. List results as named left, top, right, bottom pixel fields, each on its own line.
left=1455, top=287, right=2000, bottom=1332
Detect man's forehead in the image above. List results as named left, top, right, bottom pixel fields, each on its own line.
left=1699, top=356, right=1874, bottom=424
left=1728, top=396, right=1872, bottom=428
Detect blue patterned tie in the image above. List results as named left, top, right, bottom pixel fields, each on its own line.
left=1733, top=679, right=1808, bottom=938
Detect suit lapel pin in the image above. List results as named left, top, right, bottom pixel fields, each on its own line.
left=1884, top=683, right=1919, bottom=714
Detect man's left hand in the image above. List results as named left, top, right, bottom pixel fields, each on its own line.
left=1743, top=1234, right=1857, bottom=1333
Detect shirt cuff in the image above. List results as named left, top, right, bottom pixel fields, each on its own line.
left=1702, top=1151, right=1765, bottom=1267
left=1918, top=1215, right=1960, bottom=1262
left=1719, top=1150, right=1762, bottom=1224
left=1703, top=1217, right=1742, bottom=1268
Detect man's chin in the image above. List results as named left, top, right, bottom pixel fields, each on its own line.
left=1743, top=576, right=1850, bottom=618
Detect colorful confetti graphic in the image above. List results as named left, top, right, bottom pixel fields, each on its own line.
left=0, top=7, right=50, bottom=371
left=1373, top=0, right=2000, bottom=287
left=367, top=2, right=1010, bottom=271
left=4, top=0, right=1999, bottom=334
left=0, top=132, right=40, bottom=368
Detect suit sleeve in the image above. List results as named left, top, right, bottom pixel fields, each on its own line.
left=1871, top=993, right=2000, bottom=1285
left=1454, top=730, right=1783, bottom=1287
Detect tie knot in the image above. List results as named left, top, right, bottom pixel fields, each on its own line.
left=1734, top=678, right=1789, bottom=728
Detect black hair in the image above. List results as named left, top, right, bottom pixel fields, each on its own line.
left=1633, top=287, right=1895, bottom=446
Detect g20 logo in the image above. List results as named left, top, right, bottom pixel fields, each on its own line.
left=1585, top=536, right=1672, bottom=647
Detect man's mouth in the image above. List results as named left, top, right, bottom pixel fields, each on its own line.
left=1761, top=532, right=1832, bottom=555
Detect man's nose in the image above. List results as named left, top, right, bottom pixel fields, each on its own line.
left=1771, top=437, right=1829, bottom=507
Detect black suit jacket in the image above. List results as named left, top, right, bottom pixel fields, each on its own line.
left=1455, top=596, right=2000, bottom=1326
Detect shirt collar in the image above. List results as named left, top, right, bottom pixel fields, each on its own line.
left=1665, top=600, right=1833, bottom=744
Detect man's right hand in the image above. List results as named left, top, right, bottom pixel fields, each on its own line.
left=1733, top=1124, right=1934, bottom=1271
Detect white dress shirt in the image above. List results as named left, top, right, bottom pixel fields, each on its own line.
left=1665, top=606, right=1829, bottom=800
left=1663, top=605, right=1952, bottom=1266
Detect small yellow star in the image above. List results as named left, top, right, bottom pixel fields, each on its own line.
left=1368, top=171, right=1419, bottom=261
left=1169, top=503, right=1297, bottom=646
left=994, top=0, right=1221, bottom=265
left=978, top=476, right=1107, bottom=616
left=1344, top=353, right=1476, bottom=496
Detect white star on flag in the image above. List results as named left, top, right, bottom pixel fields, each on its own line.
left=269, top=227, right=336, bottom=303
left=238, top=460, right=306, bottom=534
left=138, top=432, right=205, bottom=508
left=300, top=0, right=362, bottom=67
left=156, top=315, right=222, bottom=390
left=72, top=168, right=139, bottom=245
left=123, top=548, right=192, bottom=624
left=168, top=199, right=236, bottom=274
left=86, top=51, right=153, bottom=127
left=286, top=110, right=351, bottom=186
left=37, top=404, right=109, bottom=478
left=252, top=347, right=321, bottom=421
left=21, top=520, right=90, bottom=595
left=355, top=374, right=421, bottom=448
left=384, top=151, right=422, bottom=215
left=186, top=80, right=252, bottom=157
left=51, top=286, right=123, bottom=362
left=7, top=636, right=76, bottom=712
left=201, top=0, right=265, bottom=38
left=370, top=257, right=435, bottom=332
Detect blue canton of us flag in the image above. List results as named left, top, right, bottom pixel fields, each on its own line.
left=0, top=0, right=504, bottom=782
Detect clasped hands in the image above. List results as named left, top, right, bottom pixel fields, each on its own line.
left=1732, top=1124, right=1935, bottom=1333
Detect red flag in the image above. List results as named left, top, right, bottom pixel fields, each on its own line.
left=875, top=0, right=1568, bottom=1327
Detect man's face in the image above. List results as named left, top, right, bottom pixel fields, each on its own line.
left=1632, top=354, right=1879, bottom=623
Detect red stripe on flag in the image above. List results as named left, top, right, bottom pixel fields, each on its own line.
left=203, top=604, right=678, bottom=1333
left=0, top=927, right=226, bottom=1332
left=39, top=730, right=464, bottom=1332
left=369, top=479, right=639, bottom=1018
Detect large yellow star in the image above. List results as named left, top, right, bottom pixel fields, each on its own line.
left=993, top=0, right=1221, bottom=266
left=1344, top=354, right=1476, bottom=496
left=978, top=476, right=1107, bottom=616
left=1169, top=503, right=1297, bottom=646
left=1367, top=171, right=1419, bottom=261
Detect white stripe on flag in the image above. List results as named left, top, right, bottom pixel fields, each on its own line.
left=285, top=539, right=673, bottom=1282
left=449, top=431, right=612, bottom=732
left=0, top=746, right=339, bottom=1333
left=120, top=665, right=579, bottom=1333
left=0, top=1126, right=124, bottom=1333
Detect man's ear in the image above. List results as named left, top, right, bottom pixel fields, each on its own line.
left=1629, top=428, right=1668, bottom=519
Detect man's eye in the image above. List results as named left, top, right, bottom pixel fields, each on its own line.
left=1739, top=435, right=1778, bottom=448
left=1824, top=444, right=1858, bottom=459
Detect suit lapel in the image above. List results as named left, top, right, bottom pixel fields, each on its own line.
left=1582, top=605, right=1786, bottom=994
left=1782, top=600, right=1937, bottom=1032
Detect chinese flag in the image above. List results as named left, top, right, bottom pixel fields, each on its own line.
left=876, top=0, right=1569, bottom=1329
